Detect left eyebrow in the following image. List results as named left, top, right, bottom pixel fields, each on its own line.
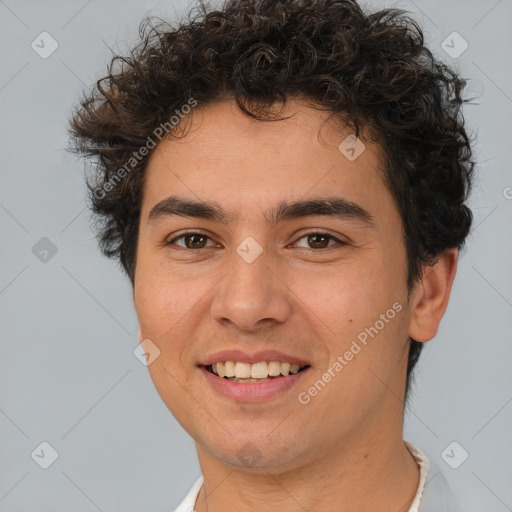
left=148, top=195, right=374, bottom=228
left=267, top=197, right=374, bottom=227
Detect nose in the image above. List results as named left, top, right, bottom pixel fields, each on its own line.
left=210, top=249, right=292, bottom=332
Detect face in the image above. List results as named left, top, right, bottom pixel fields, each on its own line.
left=134, top=99, right=414, bottom=472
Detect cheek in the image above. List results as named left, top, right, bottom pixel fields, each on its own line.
left=133, top=259, right=215, bottom=376
left=301, top=258, right=397, bottom=322
left=298, top=255, right=407, bottom=365
left=134, top=255, right=201, bottom=333
left=133, top=270, right=198, bottom=418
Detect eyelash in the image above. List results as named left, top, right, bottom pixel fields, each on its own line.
left=166, top=230, right=347, bottom=252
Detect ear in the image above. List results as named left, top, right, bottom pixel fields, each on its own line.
left=408, top=248, right=458, bottom=342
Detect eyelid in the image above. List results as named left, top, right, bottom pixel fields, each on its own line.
left=166, top=230, right=217, bottom=249
left=166, top=229, right=348, bottom=250
left=290, top=229, right=348, bottom=250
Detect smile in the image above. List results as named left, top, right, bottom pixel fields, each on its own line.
left=200, top=361, right=311, bottom=402
left=206, top=361, right=309, bottom=382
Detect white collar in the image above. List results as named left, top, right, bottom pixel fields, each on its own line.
left=405, top=441, right=430, bottom=511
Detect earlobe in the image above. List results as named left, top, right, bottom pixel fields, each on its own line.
left=408, top=248, right=459, bottom=342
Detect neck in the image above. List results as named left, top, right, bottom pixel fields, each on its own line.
left=193, top=414, right=420, bottom=512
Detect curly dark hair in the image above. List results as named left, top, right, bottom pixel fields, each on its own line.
left=68, top=0, right=475, bottom=402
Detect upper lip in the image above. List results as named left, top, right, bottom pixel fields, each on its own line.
left=200, top=349, right=310, bottom=366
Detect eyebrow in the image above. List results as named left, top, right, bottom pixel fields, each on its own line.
left=148, top=195, right=374, bottom=227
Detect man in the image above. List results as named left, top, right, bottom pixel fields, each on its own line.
left=69, top=0, right=474, bottom=510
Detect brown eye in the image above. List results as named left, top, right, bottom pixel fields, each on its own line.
left=307, top=234, right=330, bottom=249
left=167, top=232, right=215, bottom=249
left=183, top=234, right=208, bottom=249
left=293, top=232, right=345, bottom=251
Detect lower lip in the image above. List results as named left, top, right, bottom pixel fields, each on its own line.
left=200, top=366, right=309, bottom=402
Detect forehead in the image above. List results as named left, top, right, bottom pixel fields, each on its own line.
left=141, top=98, right=392, bottom=222
left=153, top=98, right=377, bottom=160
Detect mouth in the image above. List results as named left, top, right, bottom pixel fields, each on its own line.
left=203, top=361, right=310, bottom=383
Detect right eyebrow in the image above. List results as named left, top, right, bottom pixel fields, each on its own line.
left=148, top=195, right=234, bottom=224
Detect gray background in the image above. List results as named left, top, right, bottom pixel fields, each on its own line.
left=0, top=0, right=511, bottom=510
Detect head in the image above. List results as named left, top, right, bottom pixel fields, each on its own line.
left=69, top=0, right=474, bottom=469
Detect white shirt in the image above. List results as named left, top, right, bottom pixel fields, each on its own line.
left=174, top=441, right=461, bottom=511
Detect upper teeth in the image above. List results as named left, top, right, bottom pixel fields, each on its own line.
left=212, top=361, right=303, bottom=378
